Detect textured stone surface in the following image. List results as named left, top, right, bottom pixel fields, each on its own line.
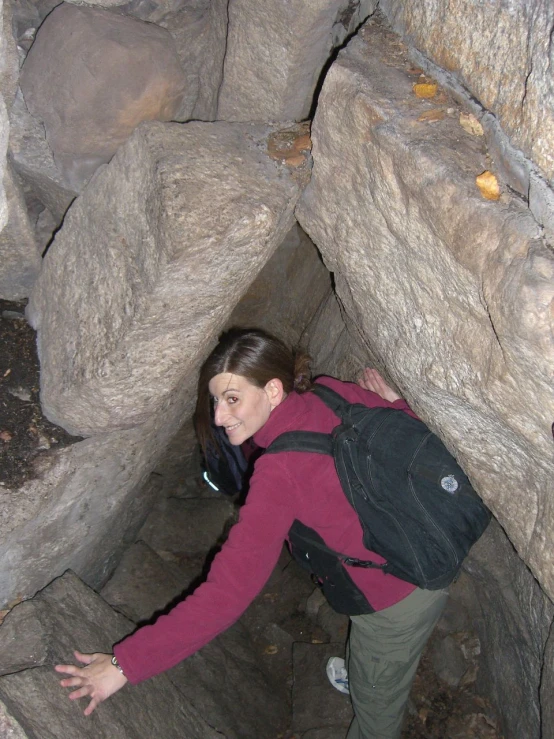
left=159, top=0, right=228, bottom=122
left=1, top=0, right=20, bottom=111
left=228, top=222, right=331, bottom=346
left=296, top=18, right=554, bottom=599
left=0, top=1, right=9, bottom=237
left=27, top=120, right=303, bottom=437
left=20, top=4, right=186, bottom=190
left=138, top=497, right=236, bottom=557
left=541, top=623, right=554, bottom=739
left=0, top=573, right=221, bottom=738
left=0, top=419, right=172, bottom=606
left=458, top=521, right=554, bottom=739
left=0, top=164, right=42, bottom=300
left=9, top=90, right=78, bottom=221
left=292, top=641, right=352, bottom=733
left=218, top=0, right=377, bottom=122
left=0, top=699, right=27, bottom=739
left=169, top=622, right=289, bottom=739
left=380, top=0, right=554, bottom=182
left=100, top=541, right=195, bottom=622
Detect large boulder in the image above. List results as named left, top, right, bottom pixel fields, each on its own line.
left=218, top=0, right=377, bottom=121
left=380, top=0, right=554, bottom=183
left=20, top=4, right=187, bottom=190
left=27, top=120, right=307, bottom=436
left=296, top=19, right=554, bottom=599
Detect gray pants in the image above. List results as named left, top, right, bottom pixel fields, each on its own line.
left=346, top=587, right=449, bottom=739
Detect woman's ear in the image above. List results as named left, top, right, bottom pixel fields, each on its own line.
left=264, top=378, right=285, bottom=409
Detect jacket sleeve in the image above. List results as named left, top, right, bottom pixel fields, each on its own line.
left=114, top=457, right=297, bottom=683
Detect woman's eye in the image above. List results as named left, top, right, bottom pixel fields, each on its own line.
left=227, top=396, right=239, bottom=405
left=211, top=397, right=218, bottom=405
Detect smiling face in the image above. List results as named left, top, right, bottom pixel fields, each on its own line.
left=209, top=372, right=284, bottom=445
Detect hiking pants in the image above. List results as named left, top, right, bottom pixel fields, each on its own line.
left=346, top=586, right=449, bottom=739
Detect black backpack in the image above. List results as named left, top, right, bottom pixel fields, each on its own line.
left=266, top=384, right=491, bottom=592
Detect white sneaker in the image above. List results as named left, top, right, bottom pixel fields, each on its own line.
left=326, top=656, right=350, bottom=695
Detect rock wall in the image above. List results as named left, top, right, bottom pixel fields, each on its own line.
left=0, top=0, right=13, bottom=282
left=218, top=0, right=378, bottom=121
left=296, top=18, right=554, bottom=602
left=380, top=0, right=554, bottom=184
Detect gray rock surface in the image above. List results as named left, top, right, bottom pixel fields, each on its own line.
left=218, top=0, right=377, bottom=122
left=169, top=622, right=288, bottom=739
left=111, top=0, right=227, bottom=121
left=0, top=4, right=9, bottom=237
left=100, top=541, right=195, bottom=622
left=138, top=497, right=236, bottom=558
left=0, top=421, right=172, bottom=606
left=20, top=4, right=186, bottom=190
left=27, top=120, right=304, bottom=437
left=0, top=164, right=42, bottom=300
left=296, top=17, right=554, bottom=599
left=9, top=90, right=78, bottom=222
left=228, top=221, right=331, bottom=346
left=159, top=0, right=228, bottom=122
left=380, top=0, right=554, bottom=182
left=1, top=0, right=20, bottom=111
left=292, top=641, right=352, bottom=734
left=456, top=520, right=554, bottom=739
left=0, top=572, right=222, bottom=739
left=0, top=699, right=27, bottom=739
left=541, top=622, right=554, bottom=739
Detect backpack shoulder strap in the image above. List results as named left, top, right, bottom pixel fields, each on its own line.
left=310, top=383, right=353, bottom=420
left=266, top=430, right=333, bottom=456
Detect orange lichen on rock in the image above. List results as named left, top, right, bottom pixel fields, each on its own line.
left=413, top=81, right=438, bottom=98
left=267, top=123, right=312, bottom=168
left=476, top=171, right=501, bottom=200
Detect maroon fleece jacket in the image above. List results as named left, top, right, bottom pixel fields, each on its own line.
left=114, top=376, right=417, bottom=683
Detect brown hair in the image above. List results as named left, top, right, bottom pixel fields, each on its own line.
left=195, top=328, right=312, bottom=454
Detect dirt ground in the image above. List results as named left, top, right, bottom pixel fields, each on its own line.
left=0, top=298, right=81, bottom=489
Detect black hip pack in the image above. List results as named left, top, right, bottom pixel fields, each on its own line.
left=266, top=384, right=491, bottom=592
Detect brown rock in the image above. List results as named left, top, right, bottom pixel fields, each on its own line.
left=20, top=4, right=186, bottom=191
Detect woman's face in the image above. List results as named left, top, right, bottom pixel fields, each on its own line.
left=209, top=372, right=281, bottom=445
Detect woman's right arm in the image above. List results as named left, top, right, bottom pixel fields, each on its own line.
left=56, top=457, right=296, bottom=712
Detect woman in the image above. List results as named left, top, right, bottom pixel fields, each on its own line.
left=56, top=328, right=448, bottom=738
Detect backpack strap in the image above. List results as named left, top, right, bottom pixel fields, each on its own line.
left=266, top=431, right=332, bottom=455
left=265, top=384, right=358, bottom=456
left=310, top=383, right=354, bottom=419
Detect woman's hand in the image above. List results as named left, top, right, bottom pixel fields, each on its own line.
left=358, top=368, right=402, bottom=403
left=55, top=651, right=128, bottom=716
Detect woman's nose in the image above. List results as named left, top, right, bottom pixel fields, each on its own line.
left=214, top=402, right=227, bottom=426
